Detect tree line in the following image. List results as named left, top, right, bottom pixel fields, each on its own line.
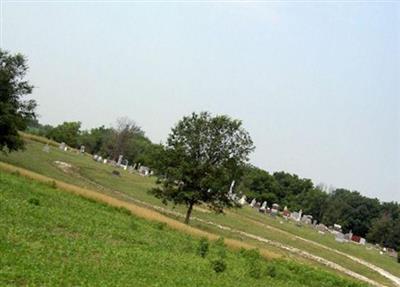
left=27, top=117, right=400, bottom=250
left=26, top=117, right=162, bottom=168
left=239, top=166, right=400, bottom=250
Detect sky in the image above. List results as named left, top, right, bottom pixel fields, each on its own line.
left=1, top=1, right=399, bottom=202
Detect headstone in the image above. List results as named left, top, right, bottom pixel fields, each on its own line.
left=80, top=145, right=85, bottom=154
left=260, top=201, right=267, bottom=212
left=138, top=165, right=150, bottom=176
left=238, top=195, right=247, bottom=205
left=59, top=142, right=66, bottom=150
left=250, top=199, right=256, bottom=208
left=283, top=206, right=290, bottom=217
left=333, top=224, right=342, bottom=232
left=301, top=215, right=313, bottom=225
left=103, top=159, right=108, bottom=164
left=335, top=232, right=345, bottom=243
left=117, top=155, right=123, bottom=166
left=228, top=180, right=235, bottom=200
left=42, top=144, right=50, bottom=153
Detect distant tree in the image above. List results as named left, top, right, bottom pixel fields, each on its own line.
left=366, top=214, right=392, bottom=245
left=78, top=125, right=113, bottom=155
left=0, top=49, right=36, bottom=152
left=26, top=118, right=53, bottom=137
left=238, top=166, right=280, bottom=204
left=296, top=187, right=328, bottom=222
left=47, top=121, right=81, bottom=147
left=150, top=112, right=254, bottom=224
left=108, top=117, right=144, bottom=161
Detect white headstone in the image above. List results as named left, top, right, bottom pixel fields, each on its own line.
left=117, top=155, right=123, bottom=166
left=238, top=195, right=247, bottom=205
left=250, top=199, right=256, bottom=207
left=260, top=201, right=267, bottom=210
left=42, top=144, right=50, bottom=153
left=298, top=209, right=303, bottom=221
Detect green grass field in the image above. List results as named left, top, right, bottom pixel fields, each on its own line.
left=1, top=138, right=399, bottom=286
left=0, top=172, right=367, bottom=287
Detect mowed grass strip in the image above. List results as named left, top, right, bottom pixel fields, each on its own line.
left=0, top=171, right=367, bottom=287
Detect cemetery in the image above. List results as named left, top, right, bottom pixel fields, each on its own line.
left=0, top=135, right=399, bottom=287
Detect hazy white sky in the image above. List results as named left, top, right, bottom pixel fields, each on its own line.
left=2, top=1, right=399, bottom=202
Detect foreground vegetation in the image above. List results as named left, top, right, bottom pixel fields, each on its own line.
left=0, top=172, right=366, bottom=287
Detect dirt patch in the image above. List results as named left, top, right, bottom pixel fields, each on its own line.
left=54, top=161, right=77, bottom=175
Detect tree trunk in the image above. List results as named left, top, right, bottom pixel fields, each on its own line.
left=184, top=202, right=194, bottom=224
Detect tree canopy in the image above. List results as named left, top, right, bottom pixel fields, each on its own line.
left=151, top=112, right=255, bottom=223
left=0, top=49, right=36, bottom=152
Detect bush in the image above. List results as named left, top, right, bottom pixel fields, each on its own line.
left=47, top=180, right=57, bottom=189
left=155, top=222, right=166, bottom=230
left=28, top=198, right=40, bottom=206
left=215, top=237, right=226, bottom=258
left=266, top=265, right=277, bottom=278
left=211, top=258, right=226, bottom=273
left=397, top=251, right=400, bottom=264
left=11, top=170, right=20, bottom=176
left=115, top=206, right=131, bottom=215
left=197, top=237, right=209, bottom=258
left=242, top=249, right=262, bottom=279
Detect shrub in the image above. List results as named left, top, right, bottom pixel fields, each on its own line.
left=115, top=206, right=131, bottom=215
left=215, top=237, right=226, bottom=258
left=266, top=264, right=277, bottom=278
left=397, top=251, right=400, bottom=264
left=197, top=237, right=209, bottom=258
left=211, top=258, right=226, bottom=273
left=11, top=170, right=20, bottom=176
left=47, top=180, right=57, bottom=189
left=155, top=222, right=166, bottom=230
left=243, top=249, right=262, bottom=279
left=28, top=198, right=40, bottom=206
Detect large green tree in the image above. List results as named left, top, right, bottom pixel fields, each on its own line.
left=0, top=50, right=36, bottom=152
left=47, top=121, right=82, bottom=148
left=151, top=112, right=254, bottom=224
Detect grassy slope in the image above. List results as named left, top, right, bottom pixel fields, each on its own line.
left=0, top=172, right=366, bottom=287
left=0, top=139, right=398, bottom=285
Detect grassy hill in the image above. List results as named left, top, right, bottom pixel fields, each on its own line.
left=0, top=172, right=366, bottom=287
left=1, top=136, right=399, bottom=286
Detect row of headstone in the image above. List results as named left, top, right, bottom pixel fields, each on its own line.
left=57, top=142, right=85, bottom=154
